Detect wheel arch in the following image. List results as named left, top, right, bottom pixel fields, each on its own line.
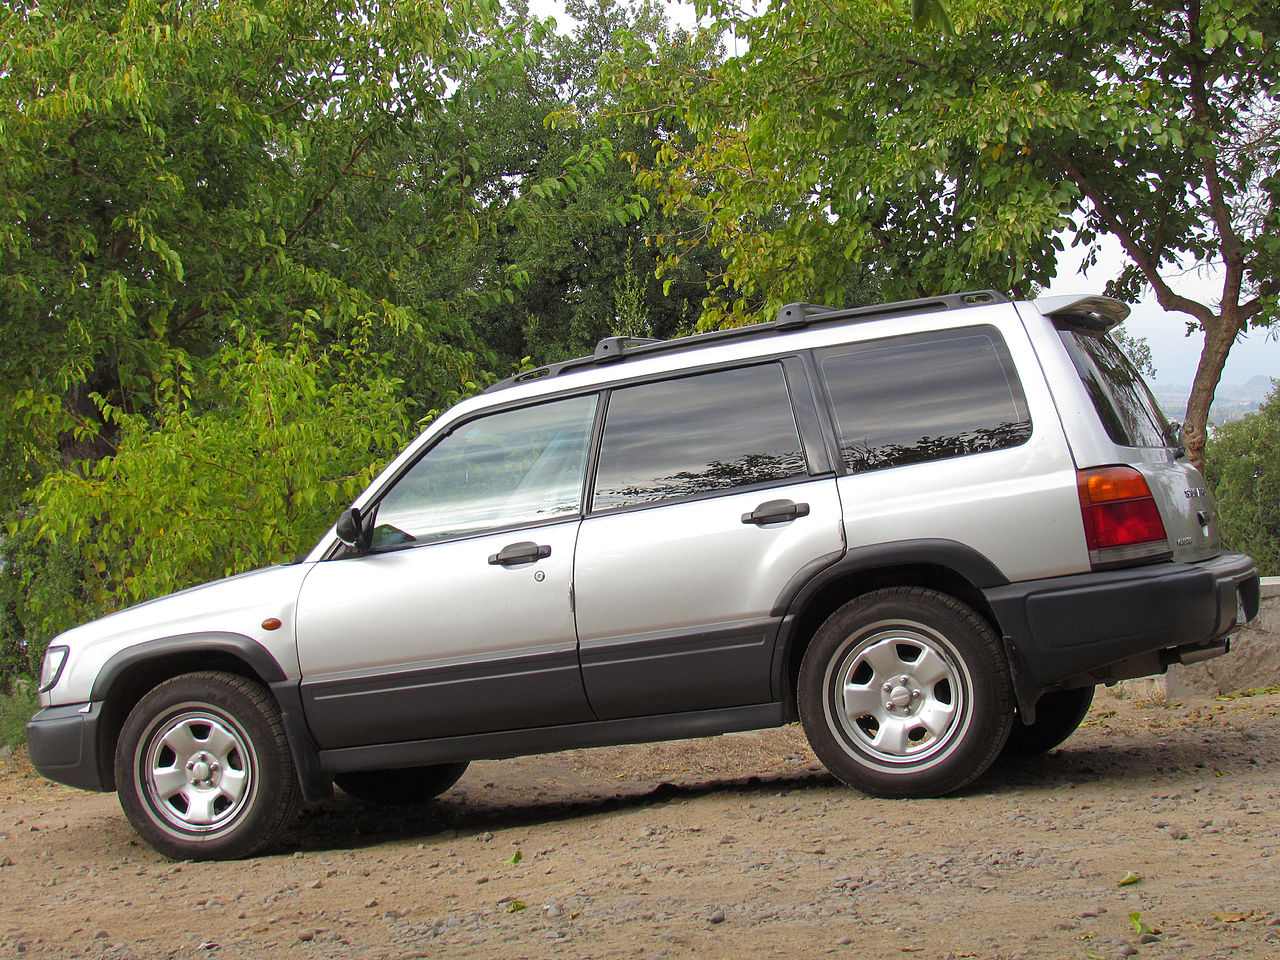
left=89, top=634, right=328, bottom=800
left=774, top=541, right=1010, bottom=719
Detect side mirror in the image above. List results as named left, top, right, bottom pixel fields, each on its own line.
left=335, top=507, right=366, bottom=552
left=1167, top=419, right=1187, bottom=459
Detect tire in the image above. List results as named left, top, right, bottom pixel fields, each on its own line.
left=334, top=762, right=470, bottom=805
left=1001, top=685, right=1095, bottom=758
left=798, top=587, right=1014, bottom=798
left=114, top=672, right=301, bottom=861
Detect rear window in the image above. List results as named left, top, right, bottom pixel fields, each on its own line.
left=1058, top=328, right=1171, bottom=448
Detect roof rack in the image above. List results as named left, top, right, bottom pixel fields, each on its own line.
left=486, top=289, right=1011, bottom=393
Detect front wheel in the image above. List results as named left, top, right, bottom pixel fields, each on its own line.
left=798, top=588, right=1013, bottom=798
left=115, top=672, right=301, bottom=860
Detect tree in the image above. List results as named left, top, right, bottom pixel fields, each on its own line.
left=8, top=322, right=417, bottom=660
left=1204, top=381, right=1280, bottom=575
left=0, top=0, right=614, bottom=677
left=453, top=0, right=726, bottom=367
left=0, top=0, right=606, bottom=503
left=623, top=0, right=1279, bottom=467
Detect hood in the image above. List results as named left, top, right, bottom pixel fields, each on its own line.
left=47, top=563, right=313, bottom=706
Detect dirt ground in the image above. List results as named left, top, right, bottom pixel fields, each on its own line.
left=2, top=684, right=1279, bottom=960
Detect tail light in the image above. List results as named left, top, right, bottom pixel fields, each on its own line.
left=1077, top=466, right=1170, bottom=567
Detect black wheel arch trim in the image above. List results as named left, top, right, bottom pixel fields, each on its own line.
left=89, top=632, right=288, bottom=701
left=770, top=539, right=1013, bottom=714
left=88, top=633, right=331, bottom=803
left=772, top=539, right=1010, bottom=619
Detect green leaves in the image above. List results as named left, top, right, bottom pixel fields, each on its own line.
left=22, top=327, right=416, bottom=636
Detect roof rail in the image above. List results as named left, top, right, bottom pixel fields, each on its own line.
left=592, top=336, right=663, bottom=361
left=486, top=289, right=1011, bottom=393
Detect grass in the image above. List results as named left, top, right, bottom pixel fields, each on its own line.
left=1, top=680, right=37, bottom=752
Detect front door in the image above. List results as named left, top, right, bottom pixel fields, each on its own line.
left=296, top=393, right=598, bottom=749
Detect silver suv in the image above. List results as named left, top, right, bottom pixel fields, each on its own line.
left=28, top=290, right=1260, bottom=859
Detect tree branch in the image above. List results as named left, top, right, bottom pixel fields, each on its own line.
left=286, top=127, right=381, bottom=245
left=1055, top=151, right=1214, bottom=326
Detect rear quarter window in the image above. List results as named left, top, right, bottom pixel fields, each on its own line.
left=1057, top=327, right=1171, bottom=448
left=817, top=326, right=1032, bottom=473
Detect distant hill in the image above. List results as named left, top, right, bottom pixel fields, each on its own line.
left=1153, top=375, right=1275, bottom=423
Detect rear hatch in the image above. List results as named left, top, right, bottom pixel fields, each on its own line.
left=1047, top=304, right=1220, bottom=566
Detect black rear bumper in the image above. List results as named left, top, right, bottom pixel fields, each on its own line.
left=986, top=551, right=1260, bottom=714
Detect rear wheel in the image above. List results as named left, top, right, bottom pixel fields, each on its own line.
left=798, top=588, right=1013, bottom=798
left=334, top=762, right=469, bottom=805
left=115, top=672, right=300, bottom=861
left=1002, top=686, right=1094, bottom=758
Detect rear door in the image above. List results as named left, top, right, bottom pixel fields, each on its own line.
left=573, top=359, right=844, bottom=719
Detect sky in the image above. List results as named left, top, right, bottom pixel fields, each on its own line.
left=529, top=0, right=1277, bottom=390
left=1043, top=238, right=1278, bottom=389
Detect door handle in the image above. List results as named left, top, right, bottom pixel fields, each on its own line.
left=741, top=499, right=810, bottom=526
left=488, top=541, right=552, bottom=566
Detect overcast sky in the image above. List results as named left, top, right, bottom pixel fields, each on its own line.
left=1044, top=237, right=1278, bottom=388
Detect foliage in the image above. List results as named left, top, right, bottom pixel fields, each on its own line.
left=0, top=679, right=38, bottom=752
left=8, top=324, right=417, bottom=665
left=459, top=0, right=725, bottom=366
left=1204, top=381, right=1280, bottom=575
left=623, top=0, right=1280, bottom=467
left=0, top=0, right=614, bottom=505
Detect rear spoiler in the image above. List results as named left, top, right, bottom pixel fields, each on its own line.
left=1033, top=294, right=1130, bottom=331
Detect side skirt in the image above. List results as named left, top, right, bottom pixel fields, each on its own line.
left=318, top=702, right=786, bottom=775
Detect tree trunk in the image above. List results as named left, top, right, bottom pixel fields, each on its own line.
left=1182, top=309, right=1243, bottom=471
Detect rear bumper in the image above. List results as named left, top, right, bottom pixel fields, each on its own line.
left=986, top=552, right=1259, bottom=704
left=26, top=702, right=112, bottom=792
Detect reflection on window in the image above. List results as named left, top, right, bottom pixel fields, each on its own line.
left=593, top=364, right=807, bottom=511
left=1059, top=330, right=1170, bottom=448
left=372, top=394, right=597, bottom=547
left=820, top=329, right=1032, bottom=474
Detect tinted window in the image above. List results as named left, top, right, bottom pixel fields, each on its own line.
left=592, top=364, right=807, bottom=511
left=372, top=394, right=597, bottom=547
left=1058, top=328, right=1171, bottom=448
left=819, top=328, right=1032, bottom=473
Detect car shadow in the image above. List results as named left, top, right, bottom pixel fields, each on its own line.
left=279, top=731, right=1240, bottom=855
left=285, top=766, right=837, bottom=854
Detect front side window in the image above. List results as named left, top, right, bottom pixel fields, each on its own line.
left=372, top=394, right=597, bottom=548
left=592, top=364, right=808, bottom=511
left=819, top=327, right=1032, bottom=473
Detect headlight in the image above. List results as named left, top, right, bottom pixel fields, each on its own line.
left=39, top=645, right=69, bottom=693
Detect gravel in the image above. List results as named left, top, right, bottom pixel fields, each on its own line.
left=1, top=688, right=1278, bottom=959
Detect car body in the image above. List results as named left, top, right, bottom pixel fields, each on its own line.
left=28, top=290, right=1260, bottom=859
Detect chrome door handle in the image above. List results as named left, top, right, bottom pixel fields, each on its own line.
left=741, top=499, right=810, bottom=526
left=488, top=541, right=552, bottom=566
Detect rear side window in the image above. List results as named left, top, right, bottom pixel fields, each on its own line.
left=818, top=327, right=1032, bottom=474
left=592, top=363, right=807, bottom=511
left=1058, top=327, right=1171, bottom=448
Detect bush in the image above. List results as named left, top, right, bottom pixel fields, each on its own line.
left=1204, top=382, right=1280, bottom=576
left=0, top=679, right=37, bottom=751
left=6, top=323, right=420, bottom=681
